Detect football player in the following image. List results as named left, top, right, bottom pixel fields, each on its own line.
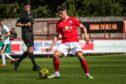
left=46, top=6, right=94, bottom=79
left=0, top=18, right=16, bottom=67
left=13, top=3, right=40, bottom=71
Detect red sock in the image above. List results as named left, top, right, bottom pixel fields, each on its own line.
left=80, top=59, right=89, bottom=74
left=53, top=57, right=60, bottom=72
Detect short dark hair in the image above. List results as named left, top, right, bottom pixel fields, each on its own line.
left=57, top=6, right=67, bottom=12
left=11, top=27, right=15, bottom=30
left=0, top=18, right=4, bottom=21
left=23, top=2, right=30, bottom=6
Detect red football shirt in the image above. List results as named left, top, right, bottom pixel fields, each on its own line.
left=56, top=16, right=81, bottom=43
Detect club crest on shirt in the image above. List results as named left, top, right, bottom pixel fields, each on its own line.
left=69, top=20, right=73, bottom=24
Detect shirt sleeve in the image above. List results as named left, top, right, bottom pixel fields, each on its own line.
left=4, top=25, right=10, bottom=32
left=16, top=18, right=21, bottom=23
left=73, top=17, right=81, bottom=27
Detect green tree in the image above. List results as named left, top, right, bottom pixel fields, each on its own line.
left=0, top=0, right=125, bottom=18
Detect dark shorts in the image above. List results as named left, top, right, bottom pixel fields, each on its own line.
left=22, top=33, right=34, bottom=47
left=1, top=44, right=9, bottom=52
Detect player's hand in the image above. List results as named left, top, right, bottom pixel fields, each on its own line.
left=85, top=36, right=90, bottom=44
left=27, top=22, right=32, bottom=26
left=24, top=22, right=32, bottom=27
left=46, top=48, right=52, bottom=52
left=85, top=39, right=90, bottom=44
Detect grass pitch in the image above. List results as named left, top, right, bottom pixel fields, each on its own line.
left=0, top=54, right=126, bottom=84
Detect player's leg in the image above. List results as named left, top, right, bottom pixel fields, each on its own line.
left=28, top=46, right=40, bottom=71
left=0, top=44, right=9, bottom=66
left=76, top=51, right=94, bottom=79
left=1, top=54, right=6, bottom=65
left=26, top=33, right=40, bottom=71
left=5, top=53, right=15, bottom=61
left=48, top=50, right=63, bottom=78
left=14, top=33, right=40, bottom=71
left=4, top=53, right=16, bottom=64
left=13, top=41, right=28, bottom=71
left=70, top=42, right=94, bottom=79
left=13, top=37, right=29, bottom=71
left=13, top=34, right=29, bottom=71
left=1, top=44, right=16, bottom=62
left=17, top=37, right=29, bottom=63
left=13, top=51, right=28, bottom=71
left=16, top=51, right=28, bottom=63
left=0, top=50, right=6, bottom=66
left=5, top=53, right=16, bottom=64
left=48, top=44, right=68, bottom=78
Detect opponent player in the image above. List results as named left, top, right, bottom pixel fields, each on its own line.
left=46, top=6, right=94, bottom=79
left=13, top=3, right=40, bottom=71
left=0, top=18, right=16, bottom=67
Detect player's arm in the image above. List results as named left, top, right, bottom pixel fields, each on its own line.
left=1, top=32, right=11, bottom=40
left=4, top=31, right=11, bottom=37
left=80, top=24, right=90, bottom=44
left=16, top=22, right=32, bottom=27
left=46, top=33, right=59, bottom=52
left=16, top=17, right=32, bottom=27
left=2, top=27, right=10, bottom=38
left=74, top=17, right=90, bottom=44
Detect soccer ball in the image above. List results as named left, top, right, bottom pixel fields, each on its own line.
left=39, top=68, right=49, bottom=79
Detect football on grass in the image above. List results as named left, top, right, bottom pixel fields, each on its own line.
left=39, top=68, right=49, bottom=79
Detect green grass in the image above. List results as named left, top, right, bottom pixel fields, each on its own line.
left=0, top=54, right=126, bottom=84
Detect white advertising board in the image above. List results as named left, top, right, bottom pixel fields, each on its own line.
left=10, top=40, right=126, bottom=55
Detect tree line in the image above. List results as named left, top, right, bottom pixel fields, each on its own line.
left=0, top=0, right=125, bottom=18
